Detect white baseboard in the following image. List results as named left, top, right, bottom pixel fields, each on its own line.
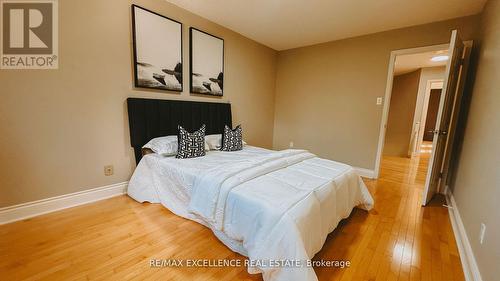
left=0, top=182, right=128, bottom=225
left=353, top=167, right=376, bottom=179
left=445, top=190, right=483, bottom=281
left=442, top=184, right=449, bottom=195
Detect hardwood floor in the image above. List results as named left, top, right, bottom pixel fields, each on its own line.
left=0, top=155, right=464, bottom=281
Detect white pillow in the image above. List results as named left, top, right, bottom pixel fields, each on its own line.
left=205, top=134, right=247, bottom=150
left=143, top=135, right=209, bottom=156
left=142, top=135, right=178, bottom=156
left=205, top=134, right=223, bottom=150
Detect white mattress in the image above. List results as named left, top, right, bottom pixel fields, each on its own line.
left=127, top=146, right=374, bottom=281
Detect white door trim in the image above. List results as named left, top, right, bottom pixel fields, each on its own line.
left=373, top=43, right=450, bottom=179
left=414, top=79, right=444, bottom=156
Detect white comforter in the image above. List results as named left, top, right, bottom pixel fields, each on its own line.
left=128, top=146, right=374, bottom=281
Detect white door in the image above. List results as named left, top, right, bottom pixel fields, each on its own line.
left=422, top=30, right=465, bottom=205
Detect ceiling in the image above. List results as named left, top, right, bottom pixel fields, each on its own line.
left=166, top=0, right=486, bottom=50
left=394, top=49, right=449, bottom=75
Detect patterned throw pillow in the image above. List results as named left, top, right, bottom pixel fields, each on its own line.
left=221, top=125, right=243, bottom=151
left=176, top=125, right=206, bottom=159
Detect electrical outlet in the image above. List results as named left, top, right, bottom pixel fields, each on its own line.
left=479, top=223, right=486, bottom=244
left=104, top=165, right=114, bottom=176
left=289, top=141, right=294, bottom=148
left=376, top=97, right=383, bottom=105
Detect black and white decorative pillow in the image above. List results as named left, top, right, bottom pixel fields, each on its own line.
left=221, top=125, right=243, bottom=151
left=176, top=125, right=206, bottom=159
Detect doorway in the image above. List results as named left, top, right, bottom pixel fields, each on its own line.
left=381, top=50, right=447, bottom=160
left=374, top=31, right=472, bottom=205
left=423, top=89, right=443, bottom=142
left=416, top=80, right=445, bottom=157
left=378, top=46, right=448, bottom=207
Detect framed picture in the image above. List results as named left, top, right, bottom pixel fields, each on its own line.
left=132, top=5, right=183, bottom=92
left=189, top=27, right=224, bottom=96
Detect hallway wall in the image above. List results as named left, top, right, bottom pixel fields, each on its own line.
left=384, top=70, right=421, bottom=157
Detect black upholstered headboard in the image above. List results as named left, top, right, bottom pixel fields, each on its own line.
left=127, top=98, right=232, bottom=163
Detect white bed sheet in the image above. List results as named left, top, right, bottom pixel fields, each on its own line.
left=127, top=146, right=374, bottom=281
left=128, top=146, right=272, bottom=215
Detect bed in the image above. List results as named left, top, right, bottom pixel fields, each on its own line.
left=126, top=98, right=374, bottom=281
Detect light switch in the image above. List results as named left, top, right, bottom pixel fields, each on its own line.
left=376, top=97, right=383, bottom=105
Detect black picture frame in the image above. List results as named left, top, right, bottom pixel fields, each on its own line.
left=189, top=27, right=224, bottom=96
left=131, top=5, right=183, bottom=92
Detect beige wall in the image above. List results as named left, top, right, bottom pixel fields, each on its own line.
left=384, top=70, right=421, bottom=157
left=450, top=0, right=500, bottom=280
left=0, top=0, right=277, bottom=207
left=273, top=16, right=480, bottom=169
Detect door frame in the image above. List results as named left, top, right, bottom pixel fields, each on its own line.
left=373, top=43, right=450, bottom=178
left=415, top=79, right=444, bottom=156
